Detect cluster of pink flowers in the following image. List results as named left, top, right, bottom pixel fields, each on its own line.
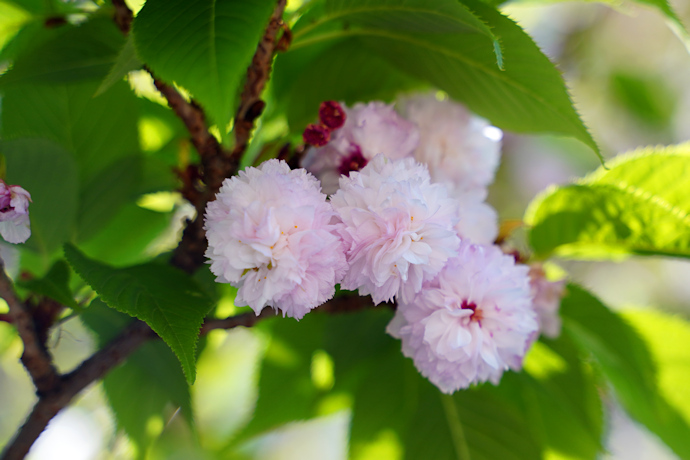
left=204, top=94, right=566, bottom=393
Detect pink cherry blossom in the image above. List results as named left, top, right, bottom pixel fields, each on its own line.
left=529, top=264, right=566, bottom=338
left=301, top=101, right=419, bottom=194
left=399, top=93, right=501, bottom=195
left=454, top=191, right=498, bottom=245
left=387, top=241, right=538, bottom=393
left=204, top=160, right=347, bottom=319
left=0, top=181, right=31, bottom=244
left=331, top=155, right=460, bottom=304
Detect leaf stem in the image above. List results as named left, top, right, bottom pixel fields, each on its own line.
left=440, top=393, right=472, bottom=460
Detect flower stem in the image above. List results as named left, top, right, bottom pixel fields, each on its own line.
left=440, top=393, right=472, bottom=460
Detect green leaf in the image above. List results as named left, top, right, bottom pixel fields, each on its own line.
left=95, top=34, right=143, bottom=97
left=2, top=138, right=78, bottom=256
left=238, top=308, right=545, bottom=460
left=289, top=0, right=600, bottom=159
left=561, top=284, right=690, bottom=459
left=81, top=299, right=194, bottom=459
left=132, top=0, right=276, bottom=131
left=293, top=0, right=498, bottom=40
left=525, top=143, right=690, bottom=260
left=17, top=259, right=78, bottom=309
left=0, top=14, right=124, bottom=86
left=519, top=335, right=604, bottom=459
left=0, top=1, right=32, bottom=53
left=1, top=79, right=140, bottom=181
left=623, top=309, right=690, bottom=430
left=78, top=203, right=173, bottom=267
left=272, top=38, right=422, bottom=131
left=64, top=244, right=213, bottom=383
left=610, top=71, right=675, bottom=127
left=76, top=155, right=143, bottom=243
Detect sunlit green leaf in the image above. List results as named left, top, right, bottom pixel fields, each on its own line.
left=132, top=0, right=276, bottom=132
left=623, top=309, right=690, bottom=429
left=561, top=285, right=690, bottom=459
left=525, top=143, right=690, bottom=260
left=65, top=244, right=213, bottom=383
left=518, top=334, right=604, bottom=459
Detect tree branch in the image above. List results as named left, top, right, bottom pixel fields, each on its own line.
left=0, top=260, right=59, bottom=395
left=111, top=0, right=133, bottom=34
left=231, top=0, right=289, bottom=162
left=1, top=295, right=374, bottom=460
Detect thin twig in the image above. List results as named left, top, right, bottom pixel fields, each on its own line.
left=0, top=260, right=59, bottom=395
left=111, top=0, right=133, bottom=34
left=231, top=0, right=289, bottom=162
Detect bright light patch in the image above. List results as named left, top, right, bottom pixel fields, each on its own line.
left=145, top=415, right=164, bottom=439
left=434, top=90, right=448, bottom=101
left=523, top=341, right=568, bottom=379
left=137, top=192, right=180, bottom=213
left=28, top=408, right=104, bottom=460
left=311, top=349, right=334, bottom=391
left=128, top=70, right=167, bottom=106
left=0, top=3, right=31, bottom=52
left=0, top=298, right=8, bottom=314
left=353, top=429, right=403, bottom=460
left=216, top=284, right=237, bottom=318
left=483, top=125, right=504, bottom=142
left=139, top=116, right=174, bottom=152
left=317, top=393, right=353, bottom=416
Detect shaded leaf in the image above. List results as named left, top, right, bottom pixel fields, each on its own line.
left=561, top=284, right=690, bottom=459
left=95, top=34, right=143, bottom=97
left=132, top=0, right=276, bottom=131
left=525, top=144, right=690, bottom=260
left=272, top=38, right=423, bottom=130
left=78, top=203, right=173, bottom=267
left=288, top=0, right=600, bottom=159
left=2, top=138, right=78, bottom=256
left=17, top=259, right=78, bottom=309
left=65, top=244, right=213, bottom=383
left=76, top=155, right=143, bottom=243
left=1, top=79, right=140, bottom=181
left=0, top=14, right=124, bottom=86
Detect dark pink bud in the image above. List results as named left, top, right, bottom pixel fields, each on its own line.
left=319, top=100, right=346, bottom=130
left=303, top=124, right=331, bottom=146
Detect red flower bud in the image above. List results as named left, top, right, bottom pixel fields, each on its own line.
left=303, top=124, right=331, bottom=146
left=319, top=100, right=346, bottom=130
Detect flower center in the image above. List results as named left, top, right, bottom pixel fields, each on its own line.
left=461, top=299, right=482, bottom=322
left=338, top=146, right=368, bottom=176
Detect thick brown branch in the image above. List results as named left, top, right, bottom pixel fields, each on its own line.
left=231, top=0, right=289, bottom=162
left=0, top=261, right=59, bottom=395
left=2, top=295, right=374, bottom=459
left=152, top=77, right=236, bottom=273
